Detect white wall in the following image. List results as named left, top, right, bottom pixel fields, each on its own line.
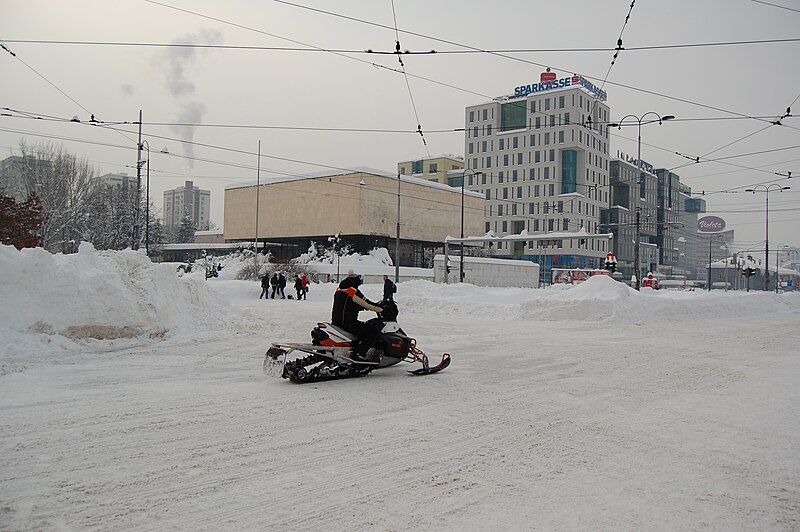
left=432, top=255, right=539, bottom=288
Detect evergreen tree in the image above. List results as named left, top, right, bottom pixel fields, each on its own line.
left=0, top=193, right=46, bottom=248
left=177, top=214, right=197, bottom=243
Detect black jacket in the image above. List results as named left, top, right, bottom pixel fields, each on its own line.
left=383, top=278, right=396, bottom=301
left=331, top=276, right=381, bottom=327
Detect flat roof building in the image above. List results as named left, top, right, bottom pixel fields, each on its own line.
left=223, top=169, right=484, bottom=267
left=464, top=69, right=612, bottom=275
left=397, top=155, right=465, bottom=185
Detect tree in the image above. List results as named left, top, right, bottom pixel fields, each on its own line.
left=176, top=214, right=197, bottom=243
left=16, top=141, right=97, bottom=252
left=0, top=193, right=46, bottom=248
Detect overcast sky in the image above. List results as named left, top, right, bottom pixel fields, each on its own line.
left=3, top=0, right=799, bottom=251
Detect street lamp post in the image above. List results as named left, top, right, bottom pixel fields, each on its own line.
left=609, top=112, right=674, bottom=290
left=139, top=140, right=151, bottom=256
left=678, top=236, right=687, bottom=288
left=745, top=184, right=790, bottom=291
left=721, top=244, right=729, bottom=292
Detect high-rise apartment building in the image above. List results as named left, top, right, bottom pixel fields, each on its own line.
left=0, top=155, right=52, bottom=201
left=464, top=69, right=612, bottom=271
left=163, top=180, right=211, bottom=229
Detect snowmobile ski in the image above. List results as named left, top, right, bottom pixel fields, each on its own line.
left=408, top=353, right=451, bottom=376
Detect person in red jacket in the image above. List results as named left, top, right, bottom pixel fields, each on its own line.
left=331, top=270, right=383, bottom=361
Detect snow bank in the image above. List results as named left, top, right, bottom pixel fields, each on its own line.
left=0, top=243, right=230, bottom=351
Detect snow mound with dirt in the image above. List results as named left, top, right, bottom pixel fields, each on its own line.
left=0, top=243, right=232, bottom=352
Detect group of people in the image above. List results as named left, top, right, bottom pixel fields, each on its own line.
left=260, top=272, right=310, bottom=300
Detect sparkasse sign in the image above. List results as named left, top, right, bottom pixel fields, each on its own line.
left=697, top=216, right=726, bottom=233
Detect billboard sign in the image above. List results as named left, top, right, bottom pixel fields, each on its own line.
left=697, top=216, right=726, bottom=233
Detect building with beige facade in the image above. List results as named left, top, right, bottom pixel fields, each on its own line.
left=397, top=156, right=464, bottom=185
left=223, top=170, right=484, bottom=267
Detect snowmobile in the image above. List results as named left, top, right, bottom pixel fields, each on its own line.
left=263, top=301, right=450, bottom=383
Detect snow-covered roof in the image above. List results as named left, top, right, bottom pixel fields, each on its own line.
left=225, top=167, right=483, bottom=197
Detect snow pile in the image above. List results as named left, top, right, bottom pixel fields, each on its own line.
left=0, top=243, right=232, bottom=354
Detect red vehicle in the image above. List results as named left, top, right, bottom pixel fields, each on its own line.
left=642, top=272, right=660, bottom=290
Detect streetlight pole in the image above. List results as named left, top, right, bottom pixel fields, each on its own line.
left=609, top=112, right=674, bottom=290
left=678, top=236, right=687, bottom=288
left=746, top=184, right=789, bottom=291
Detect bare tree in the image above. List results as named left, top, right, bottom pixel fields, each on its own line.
left=16, top=141, right=97, bottom=252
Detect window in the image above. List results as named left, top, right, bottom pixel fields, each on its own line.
left=544, top=167, right=550, bottom=179
left=498, top=172, right=504, bottom=183
left=559, top=95, right=565, bottom=109
left=517, top=153, right=523, bottom=164
left=502, top=221, right=508, bottom=232
left=468, top=143, right=474, bottom=154
left=564, top=112, right=570, bottom=125
left=469, top=110, right=475, bottom=122
left=544, top=99, right=551, bottom=111
left=548, top=219, right=555, bottom=231
left=550, top=114, right=555, bottom=127
left=499, top=138, right=504, bottom=150
left=517, top=185, right=522, bottom=197
left=558, top=130, right=564, bottom=143
left=530, top=134, right=536, bottom=146
left=487, top=124, right=493, bottom=136
left=503, top=188, right=508, bottom=199
left=500, top=101, right=526, bottom=131
left=549, top=184, right=555, bottom=196
left=549, top=149, right=555, bottom=161
left=498, top=204, right=504, bottom=216
left=512, top=204, right=517, bottom=215
left=503, top=154, right=509, bottom=166
left=481, top=173, right=487, bottom=185
left=534, top=185, right=540, bottom=197
left=473, top=126, right=478, bottom=137
left=535, top=151, right=541, bottom=163
left=513, top=137, right=519, bottom=149
left=513, top=171, right=518, bottom=182
left=429, top=163, right=438, bottom=173
left=530, top=100, right=536, bottom=113
left=563, top=218, right=569, bottom=231
left=486, top=156, right=492, bottom=168
left=544, top=133, right=550, bottom=145
left=482, top=140, right=487, bottom=152
left=535, top=117, right=541, bottom=129
left=485, top=189, right=491, bottom=200
left=543, top=202, right=550, bottom=214
left=482, top=109, right=487, bottom=120
left=557, top=201, right=563, bottom=213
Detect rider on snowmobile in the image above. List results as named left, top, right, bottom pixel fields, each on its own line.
left=331, top=270, right=383, bottom=361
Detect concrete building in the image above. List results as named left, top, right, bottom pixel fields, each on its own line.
left=0, top=155, right=52, bottom=201
left=222, top=169, right=484, bottom=267
left=463, top=69, right=613, bottom=275
left=397, top=155, right=464, bottom=185
left=163, top=180, right=211, bottom=229
left=95, top=172, right=136, bottom=190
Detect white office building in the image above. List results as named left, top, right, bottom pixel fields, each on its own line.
left=464, top=69, right=612, bottom=271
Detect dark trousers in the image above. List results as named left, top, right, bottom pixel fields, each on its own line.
left=339, top=320, right=380, bottom=356
left=260, top=287, right=268, bottom=299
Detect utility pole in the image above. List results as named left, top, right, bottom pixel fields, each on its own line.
left=395, top=173, right=400, bottom=283
left=254, top=140, right=261, bottom=267
left=633, top=207, right=641, bottom=290
left=134, top=109, right=142, bottom=250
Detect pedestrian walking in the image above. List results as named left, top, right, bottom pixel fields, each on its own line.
left=270, top=272, right=279, bottom=299
left=260, top=273, right=269, bottom=299
left=382, top=274, right=396, bottom=304
left=301, top=274, right=309, bottom=300
left=278, top=272, right=287, bottom=299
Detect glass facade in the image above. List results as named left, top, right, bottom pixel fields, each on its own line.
left=561, top=149, right=577, bottom=194
left=500, top=101, right=526, bottom=131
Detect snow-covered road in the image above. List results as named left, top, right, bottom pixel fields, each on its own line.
left=2, top=272, right=799, bottom=530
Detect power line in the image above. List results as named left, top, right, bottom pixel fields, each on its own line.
left=7, top=37, right=799, bottom=54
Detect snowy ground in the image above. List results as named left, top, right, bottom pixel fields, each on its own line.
left=1, top=244, right=799, bottom=530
